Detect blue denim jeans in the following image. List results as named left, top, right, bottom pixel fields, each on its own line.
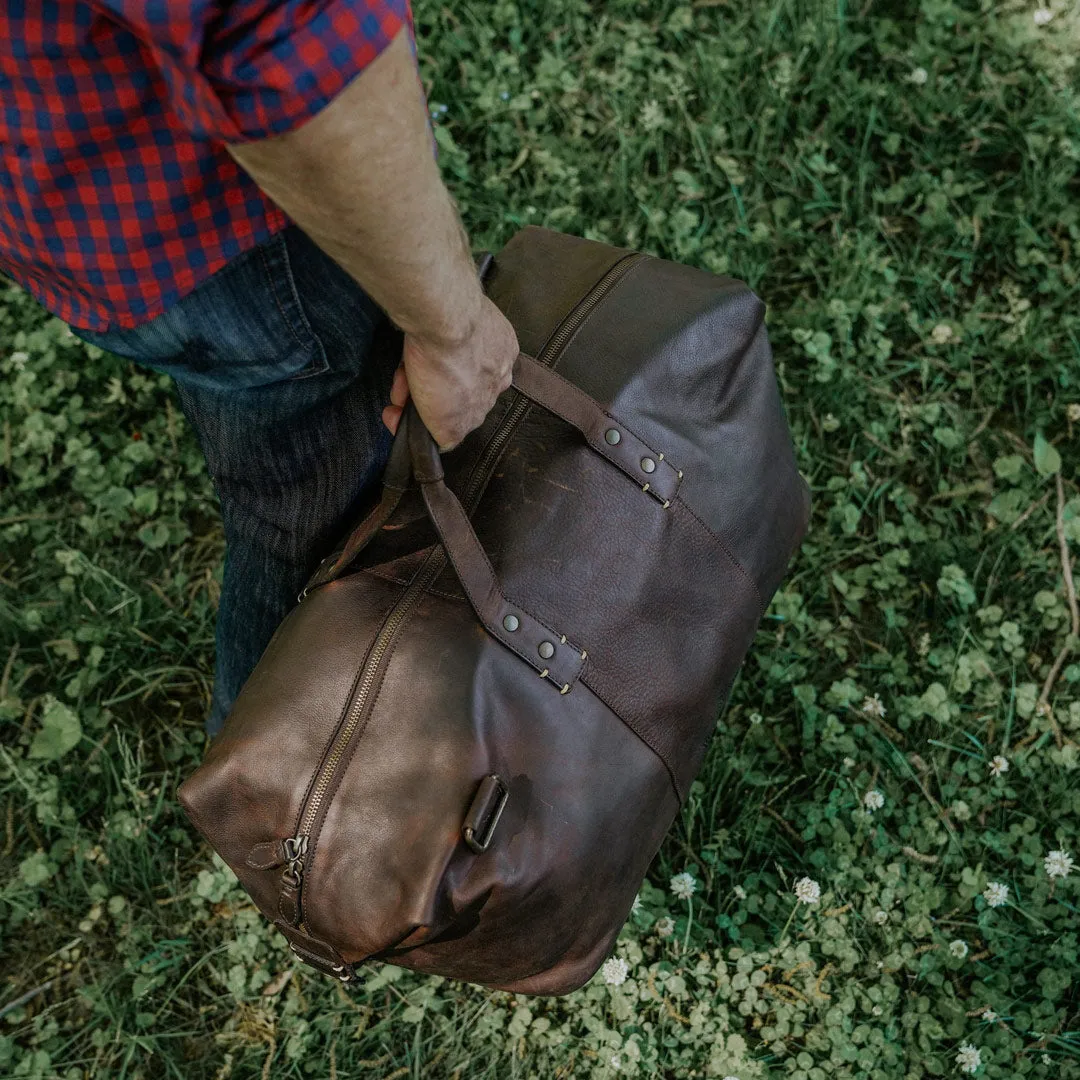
left=74, top=225, right=397, bottom=737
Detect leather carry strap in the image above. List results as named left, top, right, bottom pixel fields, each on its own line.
left=509, top=353, right=683, bottom=507
left=405, top=352, right=683, bottom=693
left=301, top=414, right=412, bottom=597
left=408, top=401, right=587, bottom=693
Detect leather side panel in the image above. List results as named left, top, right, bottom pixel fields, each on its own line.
left=177, top=573, right=405, bottom=923
left=541, top=257, right=809, bottom=599
left=462, top=404, right=763, bottom=801
left=305, top=589, right=680, bottom=983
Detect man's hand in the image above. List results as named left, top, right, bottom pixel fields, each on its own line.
left=384, top=295, right=518, bottom=450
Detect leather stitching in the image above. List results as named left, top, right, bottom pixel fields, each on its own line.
left=674, top=496, right=764, bottom=611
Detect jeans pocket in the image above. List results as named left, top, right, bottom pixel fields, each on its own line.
left=75, top=230, right=332, bottom=392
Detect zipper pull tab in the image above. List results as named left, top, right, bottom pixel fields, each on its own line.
left=278, top=835, right=308, bottom=926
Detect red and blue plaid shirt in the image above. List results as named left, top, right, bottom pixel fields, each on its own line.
left=0, top=0, right=427, bottom=331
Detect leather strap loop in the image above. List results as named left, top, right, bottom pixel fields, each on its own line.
left=510, top=352, right=682, bottom=506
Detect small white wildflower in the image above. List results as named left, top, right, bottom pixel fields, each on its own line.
left=1068, top=403, right=1080, bottom=422
left=9, top=350, right=28, bottom=371
left=1044, top=849, right=1075, bottom=879
left=654, top=916, right=676, bottom=937
left=733, top=885, right=747, bottom=901
left=843, top=757, right=856, bottom=769
left=863, top=789, right=885, bottom=812
left=988, top=755, right=1009, bottom=778
left=918, top=632, right=931, bottom=656
left=873, top=909, right=889, bottom=925
left=794, top=877, right=821, bottom=905
left=872, top=1005, right=883, bottom=1016
left=670, top=872, right=697, bottom=900
left=983, top=881, right=1009, bottom=908
left=610, top=1053, right=622, bottom=1071
left=949, top=939, right=969, bottom=959
left=1033, top=7, right=1054, bottom=26
left=908, top=67, right=929, bottom=85
left=639, top=99, right=665, bottom=131
left=601, top=956, right=629, bottom=986
left=955, top=1043, right=981, bottom=1073
left=982, top=1008, right=997, bottom=1022
left=930, top=323, right=954, bottom=344
left=749, top=711, right=763, bottom=726
left=861, top=694, right=886, bottom=719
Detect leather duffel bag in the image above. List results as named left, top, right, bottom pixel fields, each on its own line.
left=177, top=225, right=810, bottom=995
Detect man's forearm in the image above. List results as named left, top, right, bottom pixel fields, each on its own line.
left=225, top=26, right=483, bottom=348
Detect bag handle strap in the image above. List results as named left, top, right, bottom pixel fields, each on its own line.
left=406, top=352, right=682, bottom=693
left=304, top=348, right=683, bottom=600
left=300, top=409, right=413, bottom=598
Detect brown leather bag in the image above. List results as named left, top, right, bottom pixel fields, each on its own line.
left=177, top=226, right=810, bottom=995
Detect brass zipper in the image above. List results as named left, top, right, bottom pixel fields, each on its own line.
left=282, top=249, right=648, bottom=933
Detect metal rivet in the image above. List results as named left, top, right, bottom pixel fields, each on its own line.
left=604, top=428, right=621, bottom=445
left=538, top=640, right=555, bottom=660
left=641, top=457, right=656, bottom=473
left=503, top=614, right=520, bottom=632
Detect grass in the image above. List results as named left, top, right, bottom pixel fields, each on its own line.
left=2, top=0, right=1080, bottom=1077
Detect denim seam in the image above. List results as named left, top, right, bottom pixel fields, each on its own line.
left=259, top=239, right=307, bottom=353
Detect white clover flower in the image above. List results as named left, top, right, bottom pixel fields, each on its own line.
left=873, top=909, right=889, bottom=925
left=955, top=1043, right=981, bottom=1073
left=949, top=939, right=969, bottom=959
left=872, top=1005, right=883, bottom=1016
left=983, top=881, right=1009, bottom=908
left=749, top=711, right=763, bottom=726
left=1044, top=850, right=1074, bottom=879
left=861, top=694, right=886, bottom=719
left=908, top=67, right=929, bottom=85
left=988, top=755, right=1009, bottom=778
left=864, top=789, right=885, bottom=812
left=734, top=885, right=748, bottom=901
left=639, top=99, right=666, bottom=132
left=654, top=916, right=676, bottom=937
left=670, top=872, right=697, bottom=900
left=610, top=1053, right=622, bottom=1071
left=601, top=957, right=629, bottom=986
left=794, top=877, right=821, bottom=905
left=1033, top=7, right=1054, bottom=25
left=931, top=323, right=954, bottom=344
